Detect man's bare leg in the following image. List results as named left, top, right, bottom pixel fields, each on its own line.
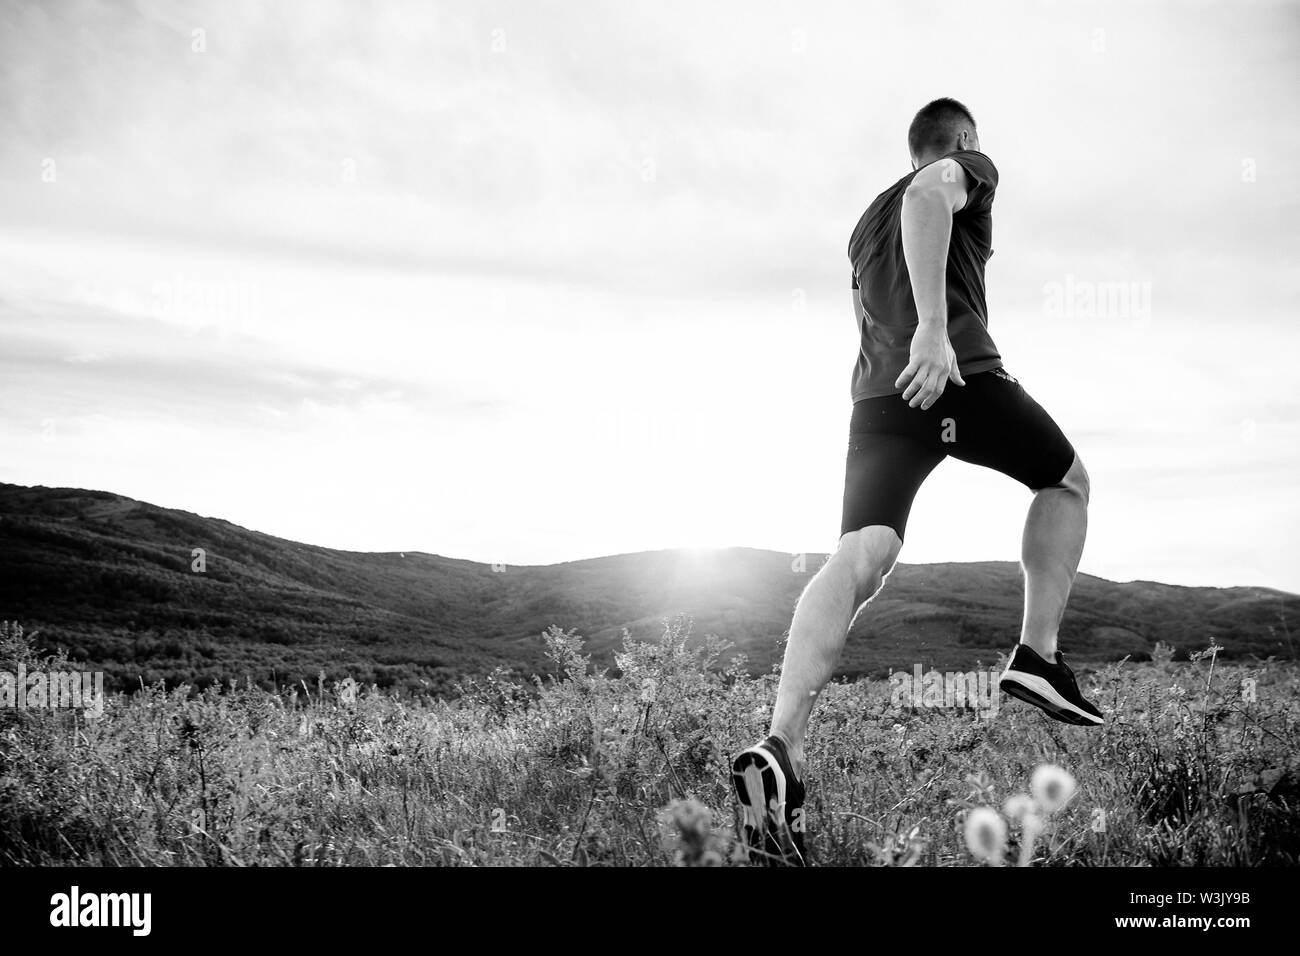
left=1019, top=454, right=1090, bottom=658
left=769, top=525, right=902, bottom=776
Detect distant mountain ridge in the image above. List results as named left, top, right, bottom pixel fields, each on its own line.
left=0, top=483, right=1295, bottom=694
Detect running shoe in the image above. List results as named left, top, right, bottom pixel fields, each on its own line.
left=731, top=734, right=807, bottom=866
left=999, top=644, right=1104, bottom=726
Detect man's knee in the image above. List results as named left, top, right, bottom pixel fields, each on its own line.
left=1061, top=455, right=1090, bottom=504
left=1043, top=454, right=1090, bottom=504
left=833, top=526, right=902, bottom=603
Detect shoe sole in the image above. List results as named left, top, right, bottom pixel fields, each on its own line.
left=731, top=746, right=804, bottom=866
left=999, top=671, right=1104, bottom=726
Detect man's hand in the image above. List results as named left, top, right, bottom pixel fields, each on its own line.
left=895, top=323, right=965, bottom=409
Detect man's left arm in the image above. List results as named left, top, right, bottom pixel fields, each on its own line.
left=895, top=157, right=971, bottom=409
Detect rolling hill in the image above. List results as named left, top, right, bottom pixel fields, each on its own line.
left=0, top=482, right=1295, bottom=693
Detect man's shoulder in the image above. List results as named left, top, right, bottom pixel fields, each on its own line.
left=948, top=148, right=997, bottom=166
left=861, top=172, right=916, bottom=225
left=869, top=170, right=914, bottom=207
left=946, top=149, right=999, bottom=184
left=849, top=176, right=909, bottom=252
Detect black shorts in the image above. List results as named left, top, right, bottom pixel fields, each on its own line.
left=840, top=368, right=1076, bottom=540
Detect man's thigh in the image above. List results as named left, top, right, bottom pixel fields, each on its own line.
left=840, top=431, right=945, bottom=541
left=938, top=368, right=1076, bottom=490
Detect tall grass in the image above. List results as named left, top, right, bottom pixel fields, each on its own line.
left=0, top=618, right=1296, bottom=866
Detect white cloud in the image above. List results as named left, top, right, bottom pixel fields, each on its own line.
left=0, top=0, right=1296, bottom=589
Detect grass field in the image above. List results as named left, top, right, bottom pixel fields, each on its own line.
left=1, top=618, right=1296, bottom=866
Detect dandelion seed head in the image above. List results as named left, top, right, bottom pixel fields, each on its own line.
left=963, top=806, right=1007, bottom=864
left=1003, top=793, right=1035, bottom=823
left=1030, top=763, right=1076, bottom=813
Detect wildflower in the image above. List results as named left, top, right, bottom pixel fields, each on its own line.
left=1030, top=764, right=1076, bottom=813
left=1005, top=792, right=1045, bottom=865
left=658, top=798, right=724, bottom=866
left=666, top=798, right=712, bottom=838
left=1003, top=793, right=1035, bottom=823
left=964, top=806, right=1007, bottom=865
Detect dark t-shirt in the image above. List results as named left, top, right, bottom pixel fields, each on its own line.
left=847, top=149, right=1003, bottom=400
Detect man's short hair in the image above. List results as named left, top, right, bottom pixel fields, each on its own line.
left=907, top=98, right=977, bottom=158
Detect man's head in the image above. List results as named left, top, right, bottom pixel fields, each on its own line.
left=908, top=98, right=979, bottom=169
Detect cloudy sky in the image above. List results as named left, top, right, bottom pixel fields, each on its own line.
left=1, top=0, right=1297, bottom=591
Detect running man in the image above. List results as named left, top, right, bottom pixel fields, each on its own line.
left=731, top=99, right=1103, bottom=866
